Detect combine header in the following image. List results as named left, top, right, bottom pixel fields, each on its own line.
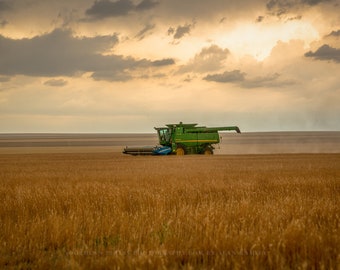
left=123, top=122, right=241, bottom=155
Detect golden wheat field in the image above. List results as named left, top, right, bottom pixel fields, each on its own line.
left=0, top=152, right=339, bottom=269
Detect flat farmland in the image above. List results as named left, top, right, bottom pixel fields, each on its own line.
left=1, top=131, right=340, bottom=154
left=0, top=151, right=339, bottom=269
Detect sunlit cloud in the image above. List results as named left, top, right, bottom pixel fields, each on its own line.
left=214, top=20, right=319, bottom=61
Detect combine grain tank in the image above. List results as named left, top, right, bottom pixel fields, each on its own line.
left=123, top=122, right=241, bottom=155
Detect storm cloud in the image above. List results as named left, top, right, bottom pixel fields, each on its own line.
left=43, top=79, right=68, bottom=87
left=135, top=0, right=159, bottom=11
left=203, top=70, right=246, bottom=83
left=0, top=1, right=10, bottom=12
left=203, top=71, right=292, bottom=88
left=168, top=23, right=195, bottom=40
left=0, top=28, right=174, bottom=80
left=266, top=0, right=336, bottom=16
left=135, top=23, right=155, bottom=40
left=267, top=0, right=334, bottom=10
left=301, top=0, right=333, bottom=5
left=305, top=44, right=340, bottom=63
left=327, top=29, right=340, bottom=37
left=85, top=0, right=159, bottom=20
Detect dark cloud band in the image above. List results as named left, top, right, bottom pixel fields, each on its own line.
left=0, top=29, right=175, bottom=81
left=305, top=44, right=340, bottom=63
left=85, top=0, right=159, bottom=20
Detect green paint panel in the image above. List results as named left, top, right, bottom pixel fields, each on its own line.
left=155, top=122, right=241, bottom=154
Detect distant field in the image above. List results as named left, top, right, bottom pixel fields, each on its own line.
left=0, top=132, right=339, bottom=154
left=0, top=152, right=339, bottom=269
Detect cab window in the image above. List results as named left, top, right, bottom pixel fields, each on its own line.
left=159, top=129, right=170, bottom=142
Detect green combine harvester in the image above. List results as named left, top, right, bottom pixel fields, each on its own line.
left=123, top=122, right=241, bottom=155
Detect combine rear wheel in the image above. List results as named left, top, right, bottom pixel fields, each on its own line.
left=176, top=146, right=186, bottom=155
left=203, top=147, right=213, bottom=155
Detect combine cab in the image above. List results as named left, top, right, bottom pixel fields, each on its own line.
left=123, top=122, right=241, bottom=155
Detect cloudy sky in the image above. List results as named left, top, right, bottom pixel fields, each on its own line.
left=0, top=0, right=339, bottom=132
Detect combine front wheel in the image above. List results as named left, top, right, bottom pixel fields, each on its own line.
left=176, top=146, right=186, bottom=155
